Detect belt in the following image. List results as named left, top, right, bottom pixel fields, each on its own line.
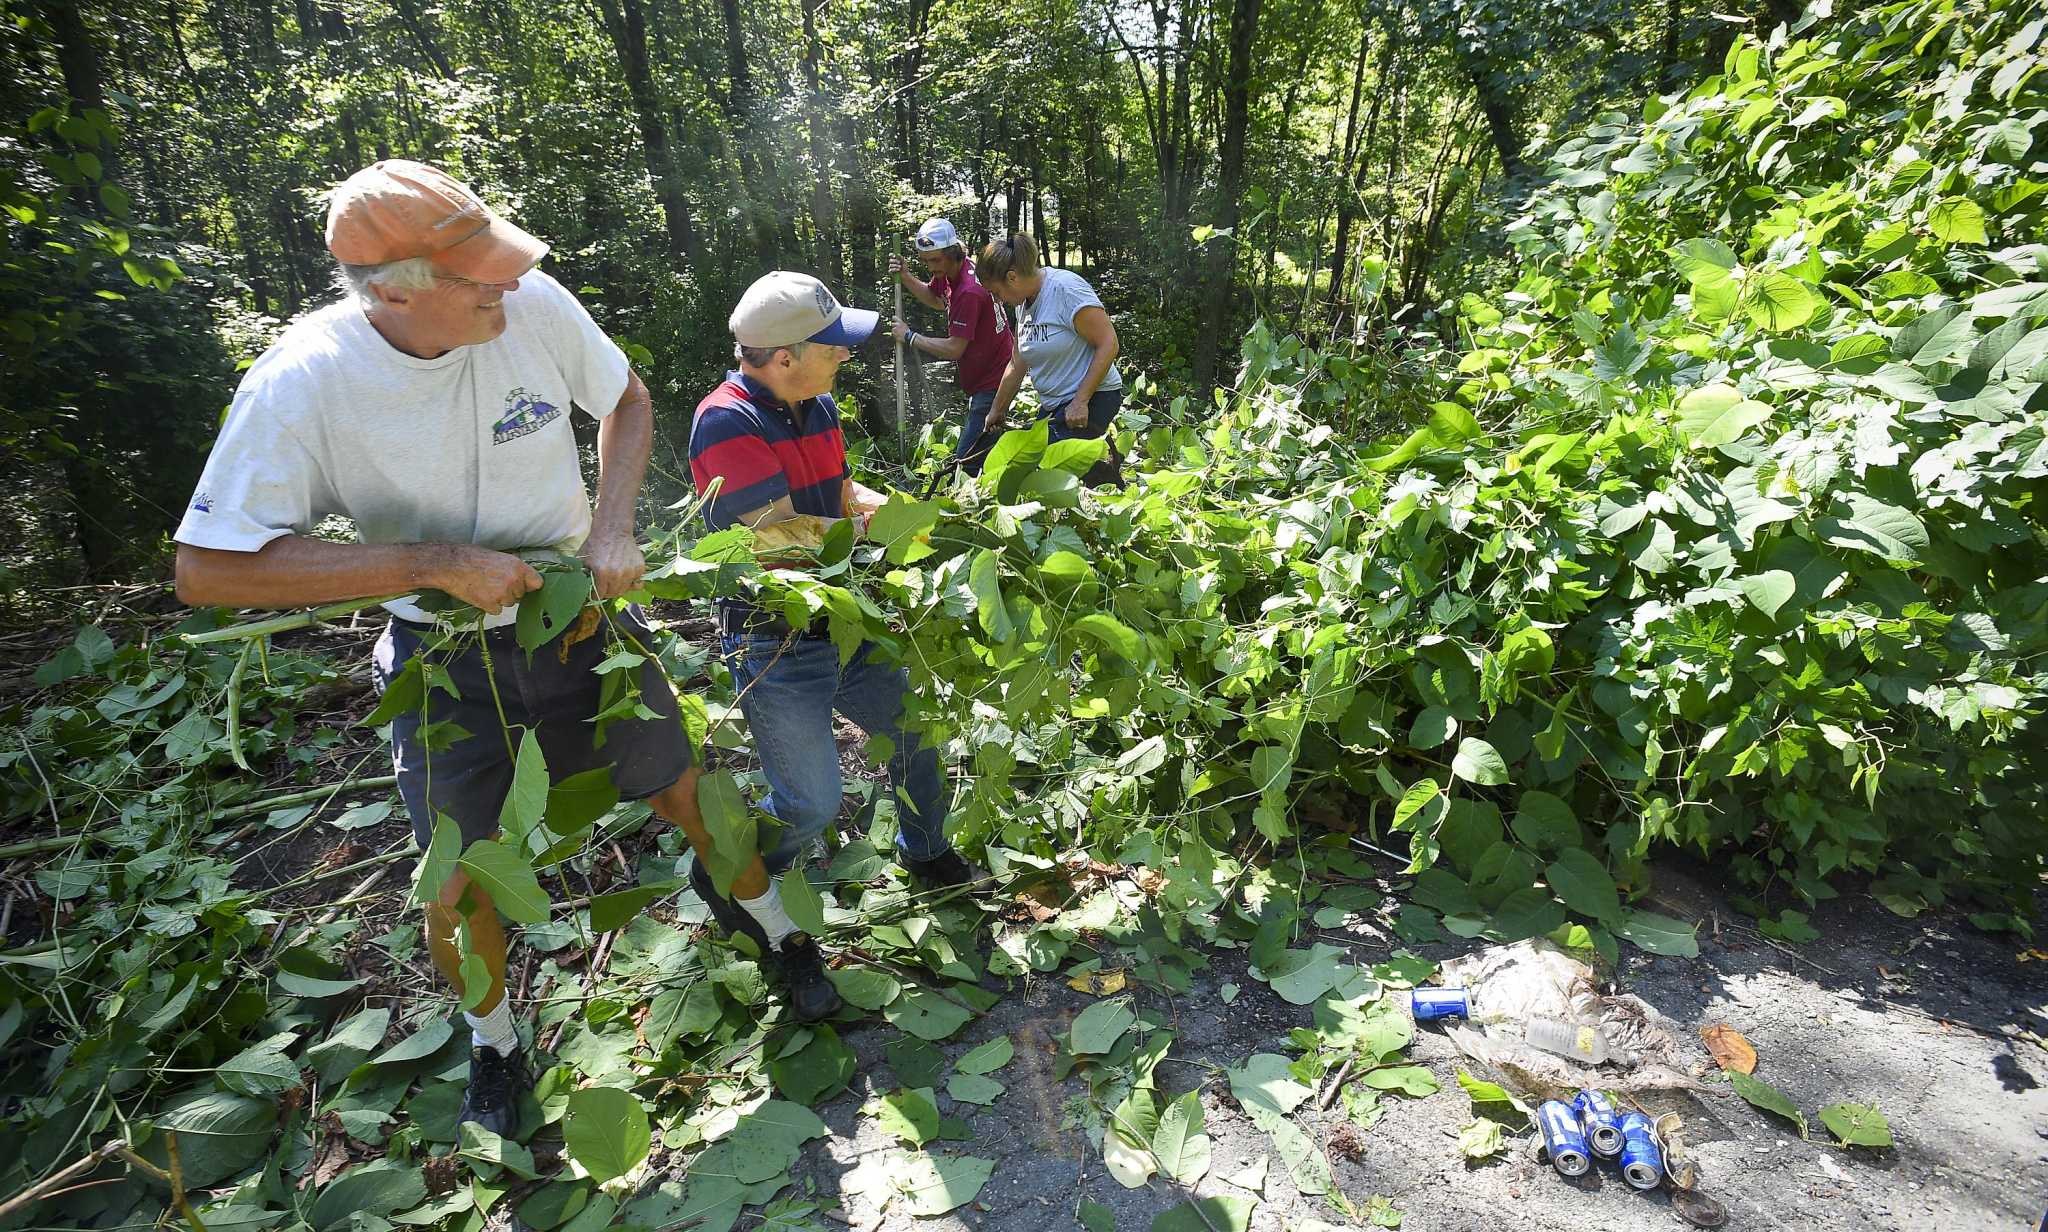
left=716, top=603, right=827, bottom=640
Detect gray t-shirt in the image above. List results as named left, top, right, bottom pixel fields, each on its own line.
left=1017, top=268, right=1123, bottom=405
left=175, top=269, right=629, bottom=625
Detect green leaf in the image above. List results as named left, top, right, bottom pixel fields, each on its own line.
left=1069, top=998, right=1136, bottom=1054
left=882, top=988, right=974, bottom=1041
left=968, top=548, right=1015, bottom=642
left=1670, top=237, right=1737, bottom=281
left=1149, top=1197, right=1255, bottom=1232
left=1739, top=570, right=1798, bottom=619
left=1511, top=791, right=1582, bottom=852
left=897, top=1153, right=996, bottom=1217
left=216, top=1038, right=302, bottom=1097
left=886, top=1036, right=946, bottom=1086
left=1928, top=198, right=1987, bottom=245
left=589, top=880, right=684, bottom=933
left=1451, top=738, right=1509, bottom=786
left=875, top=1087, right=940, bottom=1145
left=945, top=1072, right=1004, bottom=1105
left=1743, top=271, right=1819, bottom=331
left=826, top=966, right=901, bottom=1010
left=457, top=838, right=552, bottom=924
left=362, top=657, right=425, bottom=727
left=496, top=728, right=549, bottom=844
left=1409, top=706, right=1457, bottom=749
left=460, top=1122, right=540, bottom=1179
left=1616, top=909, right=1700, bottom=957
left=564, top=1087, right=651, bottom=1183
left=1456, top=1117, right=1506, bottom=1159
left=956, top=1036, right=1014, bottom=1074
left=307, top=1160, right=425, bottom=1231
left=1814, top=493, right=1929, bottom=563
left=275, top=970, right=364, bottom=998
left=770, top=1023, right=857, bottom=1104
left=1079, top=1198, right=1117, bottom=1232
left=695, top=769, right=758, bottom=899
left=1360, top=1065, right=1440, bottom=1097
left=1819, top=1102, right=1893, bottom=1147
left=1675, top=383, right=1774, bottom=448
left=457, top=953, right=491, bottom=1011
left=516, top=566, right=593, bottom=653
left=415, top=814, right=462, bottom=904
left=1071, top=613, right=1144, bottom=661
left=1727, top=1069, right=1807, bottom=1137
left=1546, top=849, right=1622, bottom=923
left=1044, top=435, right=1108, bottom=475
left=643, top=983, right=721, bottom=1051
left=868, top=496, right=941, bottom=564
left=1892, top=304, right=1975, bottom=364
left=544, top=767, right=619, bottom=840
left=372, top=1017, right=453, bottom=1066
left=1150, top=1090, right=1212, bottom=1184
left=780, top=867, right=827, bottom=938
left=1392, top=778, right=1443, bottom=830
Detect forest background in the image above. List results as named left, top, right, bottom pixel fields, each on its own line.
left=0, top=0, right=1776, bottom=587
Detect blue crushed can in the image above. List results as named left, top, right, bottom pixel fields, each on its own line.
left=1574, top=1088, right=1624, bottom=1158
left=1409, top=986, right=1470, bottom=1022
left=1536, top=1099, right=1592, bottom=1177
left=1618, top=1111, right=1664, bottom=1190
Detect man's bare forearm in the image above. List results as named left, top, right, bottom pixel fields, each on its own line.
left=175, top=538, right=461, bottom=609
left=591, top=371, right=653, bottom=542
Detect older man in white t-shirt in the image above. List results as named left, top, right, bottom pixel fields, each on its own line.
left=173, top=162, right=802, bottom=1142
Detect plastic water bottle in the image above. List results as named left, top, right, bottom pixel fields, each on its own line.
left=1524, top=1016, right=1610, bottom=1064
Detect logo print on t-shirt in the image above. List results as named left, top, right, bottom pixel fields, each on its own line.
left=190, top=490, right=213, bottom=513
left=493, top=387, right=561, bottom=445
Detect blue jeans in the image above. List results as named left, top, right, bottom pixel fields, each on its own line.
left=1042, top=386, right=1125, bottom=487
left=720, top=633, right=949, bottom=873
left=955, top=390, right=999, bottom=476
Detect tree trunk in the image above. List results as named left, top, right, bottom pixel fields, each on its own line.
left=1467, top=67, right=1525, bottom=177
left=800, top=0, right=841, bottom=281
left=1191, top=0, right=1264, bottom=389
left=392, top=0, right=455, bottom=77
left=592, top=0, right=703, bottom=272
left=717, top=0, right=778, bottom=268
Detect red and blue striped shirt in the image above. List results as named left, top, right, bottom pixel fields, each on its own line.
left=689, top=371, right=848, bottom=531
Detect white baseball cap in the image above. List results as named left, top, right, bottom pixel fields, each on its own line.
left=914, top=218, right=962, bottom=251
left=729, top=271, right=878, bottom=348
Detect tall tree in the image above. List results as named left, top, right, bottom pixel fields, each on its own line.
left=1191, top=0, right=1265, bottom=387
left=592, top=0, right=704, bottom=272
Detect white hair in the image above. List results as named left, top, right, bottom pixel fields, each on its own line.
left=735, top=340, right=811, bottom=368
left=336, top=256, right=438, bottom=306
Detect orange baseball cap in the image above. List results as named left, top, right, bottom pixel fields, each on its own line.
left=325, top=160, right=547, bottom=284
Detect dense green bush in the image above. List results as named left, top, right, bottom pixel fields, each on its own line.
left=704, top=0, right=2045, bottom=942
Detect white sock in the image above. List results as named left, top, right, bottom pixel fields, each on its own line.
left=739, top=885, right=799, bottom=947
left=465, top=998, right=519, bottom=1056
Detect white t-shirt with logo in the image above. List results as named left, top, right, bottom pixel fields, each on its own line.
left=175, top=269, right=629, bottom=625
left=1017, top=268, right=1123, bottom=405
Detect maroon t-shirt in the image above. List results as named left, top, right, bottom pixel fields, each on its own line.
left=930, top=260, right=1013, bottom=395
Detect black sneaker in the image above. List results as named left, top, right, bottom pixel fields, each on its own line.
left=689, top=855, right=770, bottom=952
left=768, top=933, right=844, bottom=1021
left=458, top=1042, right=530, bottom=1140
left=904, top=848, right=976, bottom=889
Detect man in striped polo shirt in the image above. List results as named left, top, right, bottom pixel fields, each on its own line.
left=687, top=272, right=970, bottom=1019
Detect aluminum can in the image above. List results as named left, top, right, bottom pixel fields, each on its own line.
left=1618, top=1111, right=1665, bottom=1190
left=1409, top=986, right=1470, bottom=1022
left=1536, top=1099, right=1591, bottom=1177
left=1574, top=1088, right=1624, bottom=1157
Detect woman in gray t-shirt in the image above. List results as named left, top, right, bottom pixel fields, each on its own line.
left=980, top=233, right=1125, bottom=485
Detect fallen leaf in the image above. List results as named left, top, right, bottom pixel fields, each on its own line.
left=1701, top=1024, right=1757, bottom=1074
left=2018, top=949, right=2048, bottom=963
left=1067, top=969, right=1129, bottom=995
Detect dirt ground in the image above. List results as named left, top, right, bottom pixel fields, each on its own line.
left=788, top=861, right=2048, bottom=1232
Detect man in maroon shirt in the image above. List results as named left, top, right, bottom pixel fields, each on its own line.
left=890, top=218, right=1015, bottom=476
